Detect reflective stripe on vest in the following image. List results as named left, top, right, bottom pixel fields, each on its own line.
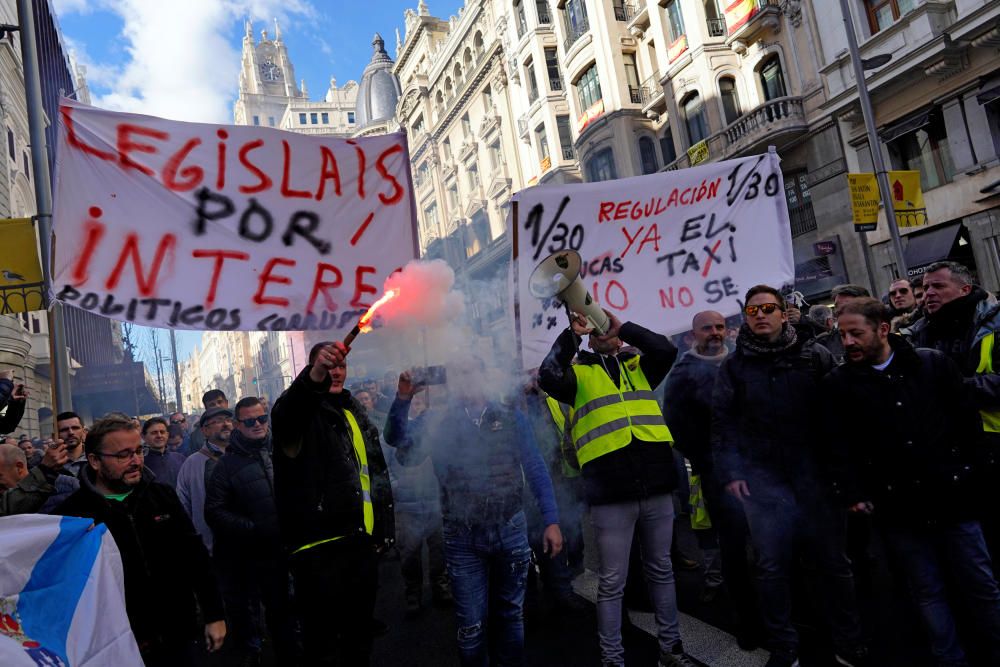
left=570, top=358, right=672, bottom=467
left=345, top=410, right=375, bottom=534
left=545, top=395, right=581, bottom=477
left=975, top=332, right=1000, bottom=433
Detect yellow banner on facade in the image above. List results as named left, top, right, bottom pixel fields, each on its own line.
left=0, top=217, right=44, bottom=314
left=889, top=170, right=928, bottom=227
left=847, top=173, right=879, bottom=232
left=687, top=140, right=709, bottom=166
left=725, top=0, right=758, bottom=34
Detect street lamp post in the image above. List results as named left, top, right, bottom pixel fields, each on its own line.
left=838, top=0, right=909, bottom=282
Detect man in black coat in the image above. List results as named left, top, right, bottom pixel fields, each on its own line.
left=55, top=414, right=226, bottom=667
left=205, top=396, right=298, bottom=666
left=712, top=285, right=867, bottom=667
left=271, top=341, right=394, bottom=667
left=826, top=297, right=1000, bottom=666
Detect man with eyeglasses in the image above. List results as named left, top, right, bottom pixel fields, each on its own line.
left=175, top=406, right=234, bottom=553
left=712, top=285, right=869, bottom=667
left=55, top=415, right=227, bottom=666
left=205, top=396, right=298, bottom=666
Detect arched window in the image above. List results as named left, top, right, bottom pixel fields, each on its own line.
left=586, top=148, right=617, bottom=182
left=473, top=31, right=484, bottom=57
left=639, top=137, right=659, bottom=174
left=683, top=92, right=709, bottom=145
left=454, top=64, right=463, bottom=86
left=660, top=126, right=677, bottom=165
left=759, top=56, right=787, bottom=101
left=719, top=76, right=741, bottom=125
left=464, top=48, right=473, bottom=71
left=445, top=77, right=453, bottom=98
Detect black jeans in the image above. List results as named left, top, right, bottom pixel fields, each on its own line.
left=216, top=555, right=298, bottom=666
left=701, top=470, right=758, bottom=631
left=289, top=536, right=378, bottom=667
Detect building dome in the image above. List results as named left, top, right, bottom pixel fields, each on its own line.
left=356, top=33, right=402, bottom=129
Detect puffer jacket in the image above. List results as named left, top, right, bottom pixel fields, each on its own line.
left=54, top=468, right=224, bottom=649
left=711, top=331, right=834, bottom=501
left=662, top=348, right=728, bottom=476
left=271, top=367, right=394, bottom=552
left=205, top=430, right=282, bottom=561
left=539, top=322, right=679, bottom=506
left=824, top=335, right=985, bottom=526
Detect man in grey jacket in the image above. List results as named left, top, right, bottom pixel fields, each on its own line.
left=175, top=407, right=233, bottom=553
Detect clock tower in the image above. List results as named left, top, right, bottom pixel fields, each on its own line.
left=233, top=19, right=304, bottom=127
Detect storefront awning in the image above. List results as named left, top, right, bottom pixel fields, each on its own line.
left=878, top=109, right=931, bottom=143
left=903, top=224, right=962, bottom=277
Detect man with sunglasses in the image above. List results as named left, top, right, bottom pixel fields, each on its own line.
left=712, top=285, right=869, bottom=667
left=175, top=406, right=234, bottom=553
left=205, top=396, right=298, bottom=666
left=55, top=415, right=227, bottom=666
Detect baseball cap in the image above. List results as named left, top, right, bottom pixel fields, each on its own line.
left=199, top=407, right=234, bottom=427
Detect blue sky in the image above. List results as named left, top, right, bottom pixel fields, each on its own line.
left=51, top=0, right=464, bottom=364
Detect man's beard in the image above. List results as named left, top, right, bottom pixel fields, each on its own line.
left=102, top=466, right=141, bottom=493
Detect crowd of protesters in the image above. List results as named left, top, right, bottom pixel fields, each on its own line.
left=1, top=260, right=1000, bottom=666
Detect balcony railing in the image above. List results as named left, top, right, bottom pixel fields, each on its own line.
left=628, top=86, right=648, bottom=104
left=640, top=71, right=663, bottom=105
left=538, top=8, right=552, bottom=24
left=549, top=76, right=563, bottom=91
left=564, top=17, right=590, bottom=52
left=724, top=96, right=805, bottom=148
left=789, top=203, right=818, bottom=237
left=614, top=1, right=635, bottom=22
left=706, top=17, right=727, bottom=37
left=561, top=146, right=575, bottom=160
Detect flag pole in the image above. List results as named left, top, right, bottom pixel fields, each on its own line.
left=16, top=0, right=73, bottom=414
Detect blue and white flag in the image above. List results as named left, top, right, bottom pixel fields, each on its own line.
left=0, top=514, right=143, bottom=666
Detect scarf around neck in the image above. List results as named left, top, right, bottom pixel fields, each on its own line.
left=737, top=322, right=798, bottom=355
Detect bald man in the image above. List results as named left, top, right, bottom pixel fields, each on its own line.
left=662, top=311, right=761, bottom=648
left=0, top=440, right=77, bottom=516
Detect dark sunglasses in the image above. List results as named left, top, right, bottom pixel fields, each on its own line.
left=240, top=415, right=269, bottom=427
left=889, top=288, right=910, bottom=296
left=744, top=303, right=782, bottom=317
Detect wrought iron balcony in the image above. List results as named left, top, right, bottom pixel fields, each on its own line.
left=563, top=17, right=590, bottom=52
left=706, top=17, right=727, bottom=37
left=614, top=1, right=635, bottom=22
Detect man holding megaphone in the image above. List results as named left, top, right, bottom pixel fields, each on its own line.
left=539, top=307, right=694, bottom=667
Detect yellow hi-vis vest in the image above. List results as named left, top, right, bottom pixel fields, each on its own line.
left=570, top=357, right=673, bottom=467
left=975, top=332, right=1000, bottom=433
left=544, top=396, right=581, bottom=477
left=292, top=409, right=373, bottom=555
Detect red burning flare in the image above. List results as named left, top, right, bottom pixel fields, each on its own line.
left=358, top=288, right=400, bottom=333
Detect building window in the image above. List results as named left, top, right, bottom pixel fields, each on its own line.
left=489, top=142, right=502, bottom=170
left=298, top=113, right=307, bottom=124
left=6, top=128, right=13, bottom=160
left=447, top=182, right=459, bottom=209
left=886, top=110, right=955, bottom=191
left=483, top=85, right=494, bottom=112
left=556, top=115, right=575, bottom=160
left=563, top=0, right=589, bottom=49
left=252, top=115, right=260, bottom=126
left=310, top=112, right=318, bottom=124
left=462, top=113, right=472, bottom=137
left=348, top=112, right=356, bottom=124
left=415, top=161, right=430, bottom=188
left=639, top=137, right=658, bottom=174
left=536, top=123, right=550, bottom=162
left=544, top=48, right=562, bottom=91
left=423, top=202, right=439, bottom=234
left=268, top=116, right=276, bottom=126
left=412, top=115, right=425, bottom=135
left=525, top=57, right=539, bottom=102
left=624, top=53, right=642, bottom=104
left=683, top=93, right=709, bottom=145
left=759, top=57, right=787, bottom=101
left=865, top=0, right=916, bottom=34
left=719, top=76, right=742, bottom=125
left=613, top=0, right=633, bottom=21
left=660, top=126, right=677, bottom=165
left=663, top=0, right=685, bottom=42
left=321, top=112, right=329, bottom=124
left=535, top=0, right=551, bottom=24
left=22, top=153, right=29, bottom=181
left=467, top=162, right=480, bottom=190
left=443, top=137, right=452, bottom=161
left=586, top=148, right=617, bottom=182
left=575, top=63, right=602, bottom=111
left=784, top=172, right=817, bottom=236
left=514, top=0, right=528, bottom=37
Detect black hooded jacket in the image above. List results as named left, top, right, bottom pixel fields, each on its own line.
left=205, top=430, right=282, bottom=561
left=823, top=335, right=985, bottom=526
left=271, top=367, right=394, bottom=552
left=539, top=322, right=679, bottom=506
left=54, top=468, right=224, bottom=649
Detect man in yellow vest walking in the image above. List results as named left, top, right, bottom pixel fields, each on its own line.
left=271, top=341, right=395, bottom=666
left=539, top=308, right=694, bottom=667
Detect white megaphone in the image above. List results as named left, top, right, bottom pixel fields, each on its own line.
left=529, top=250, right=610, bottom=335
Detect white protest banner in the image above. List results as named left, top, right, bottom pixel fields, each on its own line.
left=513, top=151, right=794, bottom=369
left=51, top=98, right=417, bottom=332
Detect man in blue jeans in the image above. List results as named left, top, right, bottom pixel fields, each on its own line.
left=827, top=298, right=1000, bottom=666
left=384, top=359, right=563, bottom=666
